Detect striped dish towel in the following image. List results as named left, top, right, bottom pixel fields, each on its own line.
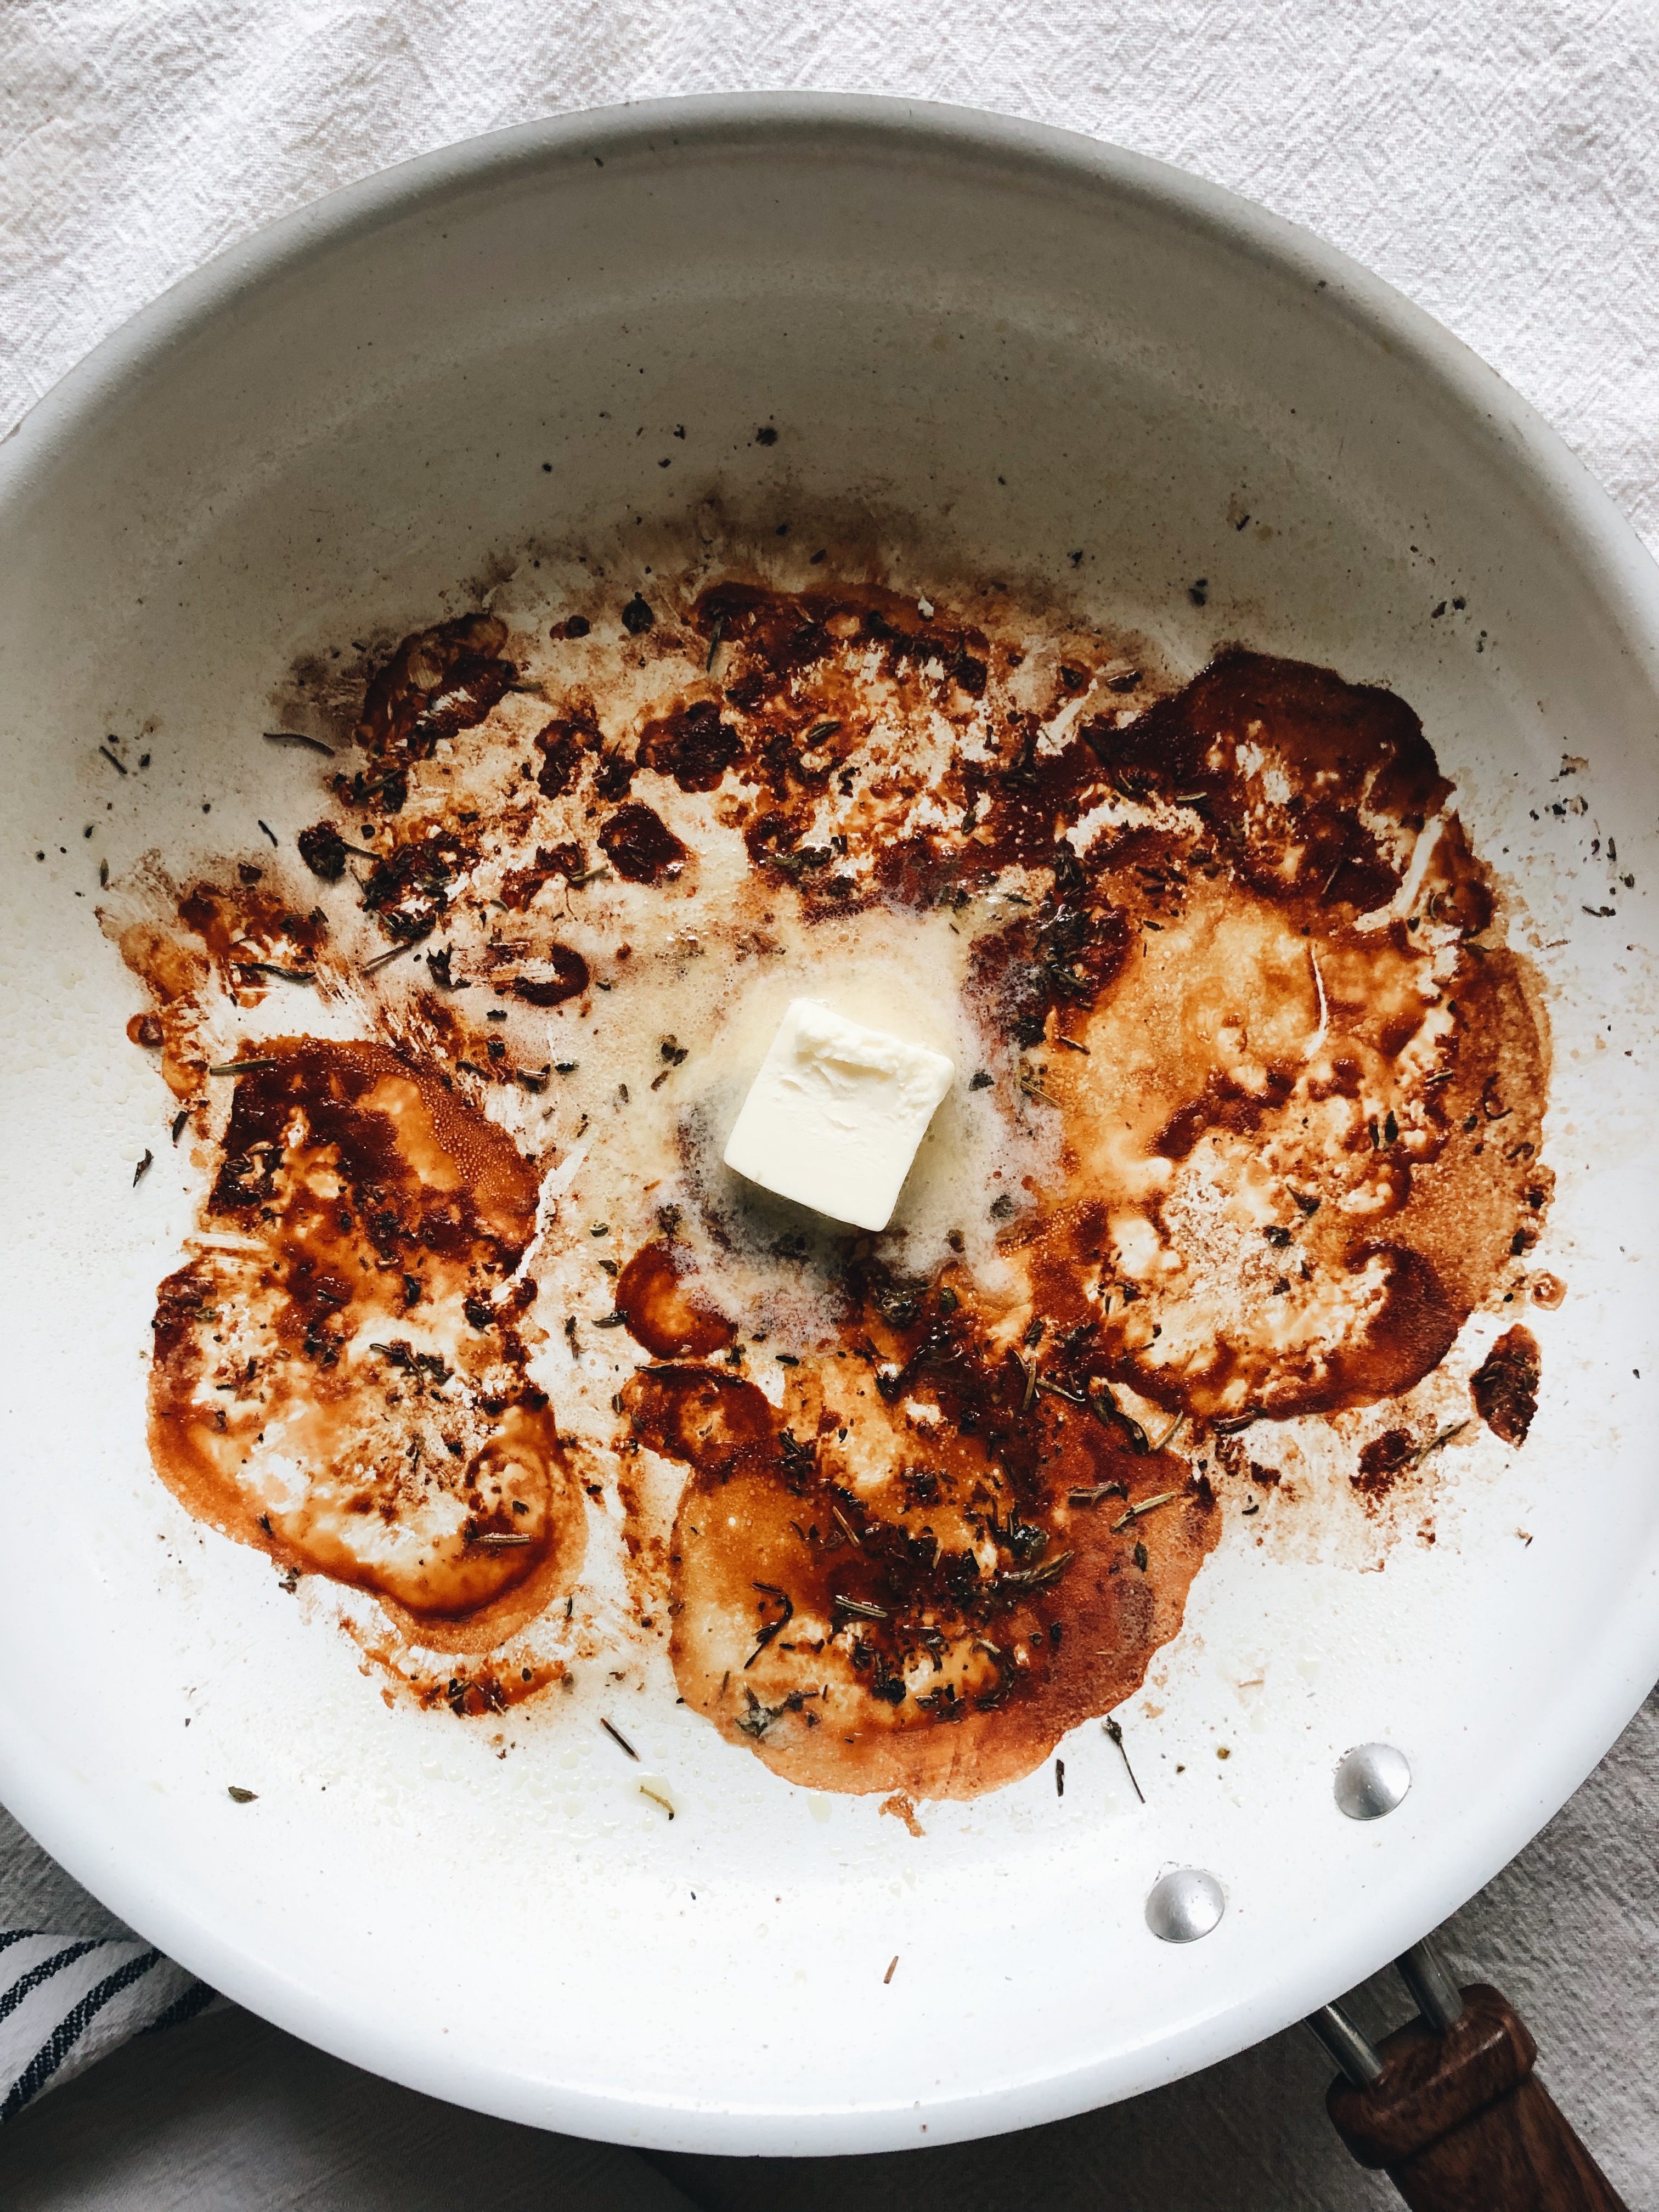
left=0, top=1929, right=217, bottom=2125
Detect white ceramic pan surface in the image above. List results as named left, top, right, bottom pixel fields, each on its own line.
left=2, top=97, right=1657, bottom=2155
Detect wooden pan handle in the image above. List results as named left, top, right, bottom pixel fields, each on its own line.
left=1325, top=1983, right=1627, bottom=2211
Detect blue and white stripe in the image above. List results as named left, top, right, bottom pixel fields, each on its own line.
left=0, top=1929, right=217, bottom=2123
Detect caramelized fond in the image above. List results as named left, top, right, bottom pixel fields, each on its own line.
left=110, top=566, right=1550, bottom=1795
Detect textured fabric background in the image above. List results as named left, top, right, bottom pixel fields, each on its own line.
left=2, top=4, right=1657, bottom=2204
left=5, top=0, right=1659, bottom=549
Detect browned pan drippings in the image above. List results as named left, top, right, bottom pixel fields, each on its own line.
left=107, top=563, right=1550, bottom=1795
left=145, top=1039, right=584, bottom=1650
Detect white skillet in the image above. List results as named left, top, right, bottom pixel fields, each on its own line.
left=1, top=96, right=1656, bottom=2154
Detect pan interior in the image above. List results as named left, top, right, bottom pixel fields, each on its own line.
left=1, top=100, right=1656, bottom=2153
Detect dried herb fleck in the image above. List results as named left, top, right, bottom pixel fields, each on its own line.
left=1103, top=1714, right=1144, bottom=1802
left=264, top=729, right=336, bottom=757
left=744, top=1582, right=794, bottom=1669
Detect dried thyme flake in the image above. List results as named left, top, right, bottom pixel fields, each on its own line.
left=744, top=1581, right=794, bottom=1669
left=1111, top=1489, right=1180, bottom=1532
left=1103, top=1714, right=1144, bottom=1802
left=236, top=961, right=316, bottom=984
left=361, top=941, right=416, bottom=975
left=600, top=1717, right=640, bottom=1759
left=1087, top=1379, right=1150, bottom=1454
left=831, top=1505, right=864, bottom=1549
left=998, top=1549, right=1074, bottom=1593
left=1033, top=1374, right=1086, bottom=1407
left=1017, top=1061, right=1059, bottom=1104
left=1407, top=1420, right=1469, bottom=1469
left=262, top=729, right=336, bottom=756
left=1211, top=1410, right=1261, bottom=1435
left=1068, top=1479, right=1128, bottom=1506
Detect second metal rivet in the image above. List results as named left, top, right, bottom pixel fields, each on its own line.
left=1334, top=1742, right=1412, bottom=1821
left=1145, top=1867, right=1225, bottom=1943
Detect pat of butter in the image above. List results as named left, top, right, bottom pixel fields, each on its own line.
left=723, top=1000, right=955, bottom=1232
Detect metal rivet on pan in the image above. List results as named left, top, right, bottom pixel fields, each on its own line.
left=1334, top=1742, right=1412, bottom=1821
left=1145, top=1868, right=1225, bottom=1943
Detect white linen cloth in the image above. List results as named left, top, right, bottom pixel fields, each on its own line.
left=2, top=4, right=1657, bottom=2203
left=5, top=1, right=1659, bottom=552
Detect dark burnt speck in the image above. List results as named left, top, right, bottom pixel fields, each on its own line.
left=296, top=822, right=348, bottom=882
left=599, top=802, right=689, bottom=885
left=1470, top=1325, right=1541, bottom=1446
